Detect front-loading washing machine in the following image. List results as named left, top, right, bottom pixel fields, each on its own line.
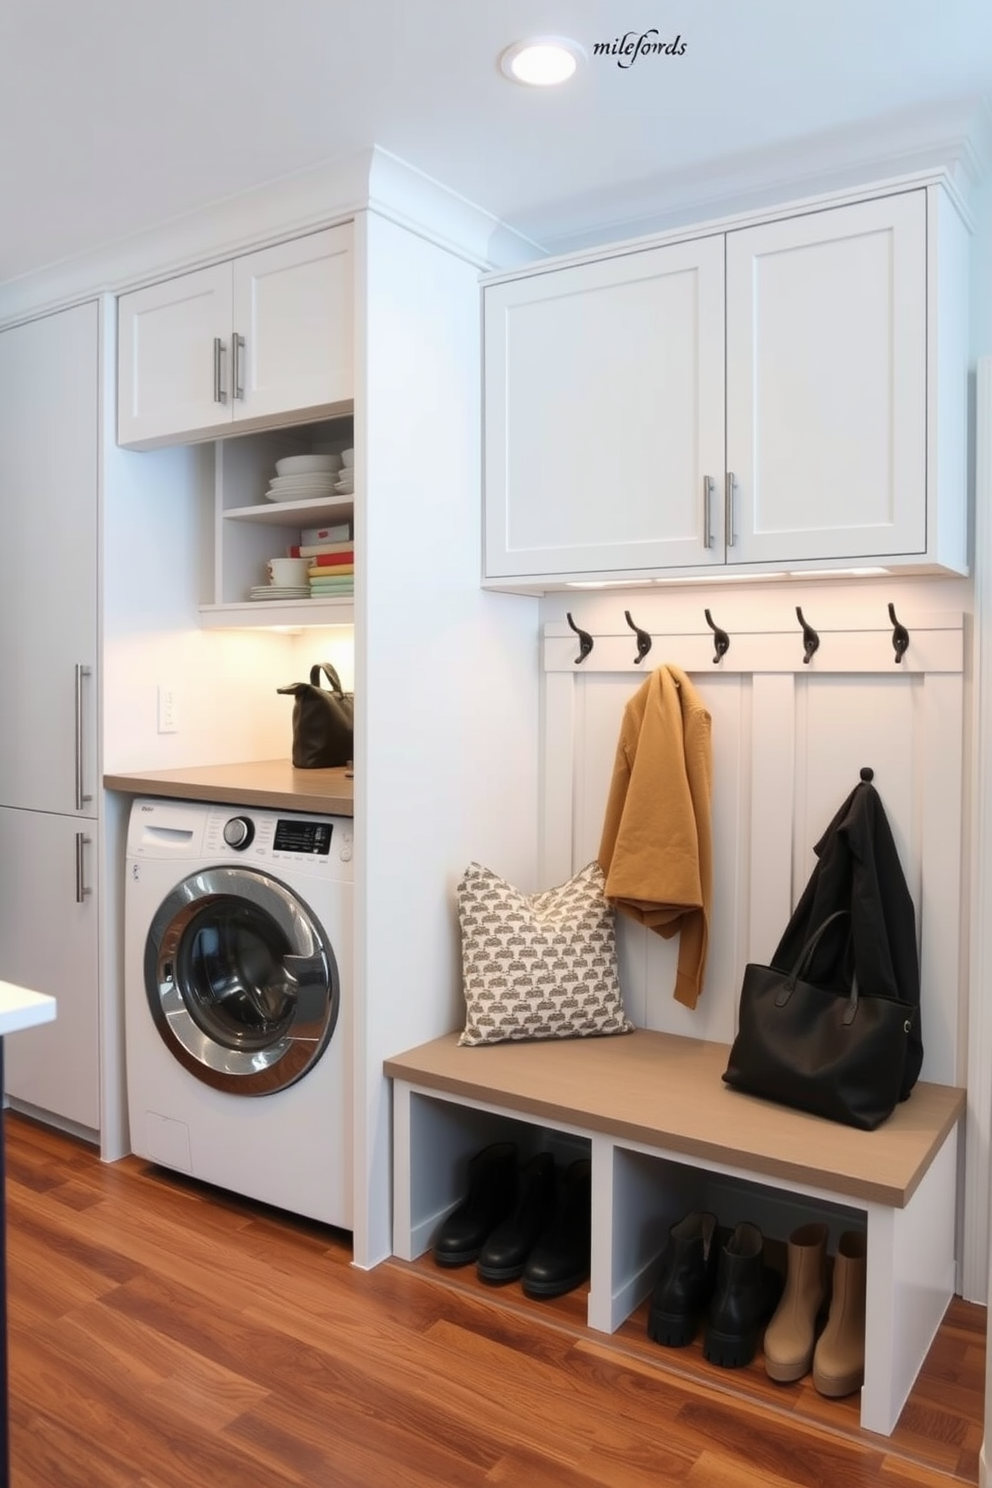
left=124, top=795, right=353, bottom=1229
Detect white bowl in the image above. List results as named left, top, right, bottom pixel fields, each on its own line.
left=340, top=448, right=355, bottom=468
left=275, top=454, right=340, bottom=476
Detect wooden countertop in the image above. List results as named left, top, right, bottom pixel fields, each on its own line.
left=385, top=1029, right=965, bottom=1209
left=103, top=759, right=354, bottom=816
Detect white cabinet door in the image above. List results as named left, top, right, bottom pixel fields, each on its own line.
left=118, top=225, right=355, bottom=449
left=726, top=192, right=927, bottom=566
left=0, top=806, right=100, bottom=1130
left=118, top=262, right=231, bottom=447
left=233, top=224, right=354, bottom=423
left=484, top=235, right=726, bottom=578
left=0, top=302, right=98, bottom=817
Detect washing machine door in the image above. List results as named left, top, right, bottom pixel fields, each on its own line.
left=144, top=866, right=340, bottom=1096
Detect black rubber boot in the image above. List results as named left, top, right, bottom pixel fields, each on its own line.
left=703, top=1221, right=783, bottom=1368
left=521, top=1157, right=592, bottom=1299
left=431, top=1141, right=518, bottom=1268
left=647, top=1210, right=720, bottom=1348
left=478, top=1151, right=557, bottom=1284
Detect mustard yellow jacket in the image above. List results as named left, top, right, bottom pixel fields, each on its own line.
left=597, top=664, right=713, bottom=1009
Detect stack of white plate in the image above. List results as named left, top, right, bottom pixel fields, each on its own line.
left=264, top=453, right=343, bottom=504
left=335, top=449, right=355, bottom=495
left=249, top=585, right=311, bottom=601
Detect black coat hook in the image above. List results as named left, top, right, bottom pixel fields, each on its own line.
left=796, top=606, right=820, bottom=665
left=888, top=603, right=910, bottom=664
left=624, top=610, right=652, bottom=664
left=565, top=612, right=594, bottom=665
left=704, top=609, right=730, bottom=664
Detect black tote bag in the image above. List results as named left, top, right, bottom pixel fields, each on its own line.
left=277, top=663, right=354, bottom=768
left=722, top=911, right=917, bottom=1131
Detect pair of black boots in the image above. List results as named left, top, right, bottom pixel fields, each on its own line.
left=647, top=1211, right=783, bottom=1368
left=432, top=1141, right=592, bottom=1299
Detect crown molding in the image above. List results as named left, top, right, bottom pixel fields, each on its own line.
left=0, top=145, right=539, bottom=327
left=0, top=96, right=987, bottom=323
left=522, top=95, right=990, bottom=258
left=365, top=148, right=543, bottom=271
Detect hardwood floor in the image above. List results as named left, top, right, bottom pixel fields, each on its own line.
left=3, top=1112, right=985, bottom=1487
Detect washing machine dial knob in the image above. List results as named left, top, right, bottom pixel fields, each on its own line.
left=223, top=816, right=255, bottom=851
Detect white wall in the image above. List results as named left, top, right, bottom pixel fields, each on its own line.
left=354, top=210, right=539, bottom=1267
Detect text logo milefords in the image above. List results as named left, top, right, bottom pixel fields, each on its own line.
left=593, top=30, right=687, bottom=67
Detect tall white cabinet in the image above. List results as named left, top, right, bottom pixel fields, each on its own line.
left=0, top=301, right=100, bottom=1132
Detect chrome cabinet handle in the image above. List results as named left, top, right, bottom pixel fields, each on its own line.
left=213, top=337, right=227, bottom=404
left=703, top=476, right=715, bottom=549
left=75, top=833, right=92, bottom=903
left=725, top=471, right=737, bottom=548
left=233, top=332, right=245, bottom=401
left=74, top=663, right=93, bottom=811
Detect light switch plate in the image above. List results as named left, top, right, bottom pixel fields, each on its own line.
left=157, top=685, right=178, bottom=733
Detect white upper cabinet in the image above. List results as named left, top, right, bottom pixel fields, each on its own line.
left=118, top=224, right=354, bottom=449
left=484, top=235, right=726, bottom=578
left=725, top=193, right=927, bottom=566
left=117, top=262, right=230, bottom=447
left=482, top=184, right=969, bottom=587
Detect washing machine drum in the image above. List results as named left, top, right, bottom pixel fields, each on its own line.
left=144, top=866, right=340, bottom=1096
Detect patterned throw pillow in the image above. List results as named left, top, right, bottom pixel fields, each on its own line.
left=456, top=860, right=633, bottom=1047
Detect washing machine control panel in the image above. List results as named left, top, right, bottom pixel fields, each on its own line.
left=222, top=816, right=255, bottom=851
left=196, top=806, right=354, bottom=872
left=273, top=818, right=332, bottom=856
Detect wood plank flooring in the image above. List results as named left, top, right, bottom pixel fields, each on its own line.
left=3, top=1112, right=985, bottom=1487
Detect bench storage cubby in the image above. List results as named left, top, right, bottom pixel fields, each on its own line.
left=386, top=1028, right=964, bottom=1437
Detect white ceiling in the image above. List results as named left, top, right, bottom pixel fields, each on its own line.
left=4, top=0, right=992, bottom=286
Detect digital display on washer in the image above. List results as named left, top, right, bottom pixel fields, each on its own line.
left=273, top=819, right=333, bottom=855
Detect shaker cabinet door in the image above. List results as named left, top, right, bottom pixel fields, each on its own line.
left=118, top=262, right=232, bottom=447
left=725, top=191, right=928, bottom=566
left=0, top=301, right=98, bottom=816
left=484, top=235, right=726, bottom=579
left=0, top=806, right=100, bottom=1131
left=233, top=224, right=354, bottom=424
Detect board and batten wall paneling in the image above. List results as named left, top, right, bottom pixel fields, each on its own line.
left=540, top=609, right=965, bottom=1083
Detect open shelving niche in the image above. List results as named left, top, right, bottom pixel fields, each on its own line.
left=199, top=413, right=355, bottom=629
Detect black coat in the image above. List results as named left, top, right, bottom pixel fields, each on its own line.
left=771, top=777, right=922, bottom=1098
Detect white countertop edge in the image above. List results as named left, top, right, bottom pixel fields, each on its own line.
left=0, top=982, right=56, bottom=1035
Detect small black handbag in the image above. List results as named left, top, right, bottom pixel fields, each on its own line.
left=722, top=910, right=917, bottom=1131
left=277, top=663, right=354, bottom=769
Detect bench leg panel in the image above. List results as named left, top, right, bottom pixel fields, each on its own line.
left=861, top=1127, right=958, bottom=1435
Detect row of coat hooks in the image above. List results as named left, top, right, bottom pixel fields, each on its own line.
left=565, top=603, right=911, bottom=666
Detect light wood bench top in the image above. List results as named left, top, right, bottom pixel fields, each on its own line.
left=384, top=1029, right=965, bottom=1209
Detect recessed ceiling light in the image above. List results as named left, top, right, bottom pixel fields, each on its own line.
left=499, top=37, right=585, bottom=86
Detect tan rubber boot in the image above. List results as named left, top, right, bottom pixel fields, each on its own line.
left=763, top=1222, right=828, bottom=1382
left=812, top=1230, right=867, bottom=1398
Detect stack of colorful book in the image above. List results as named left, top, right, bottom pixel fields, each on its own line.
left=287, top=523, right=355, bottom=601
left=305, top=540, right=354, bottom=599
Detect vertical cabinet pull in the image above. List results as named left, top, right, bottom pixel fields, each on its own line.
left=703, top=476, right=715, bottom=549
left=74, top=664, right=93, bottom=811
left=75, top=833, right=92, bottom=904
left=232, top=332, right=245, bottom=401
left=725, top=471, right=737, bottom=548
left=213, top=337, right=227, bottom=404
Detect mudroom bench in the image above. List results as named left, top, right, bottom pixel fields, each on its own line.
left=384, top=1028, right=965, bottom=1438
